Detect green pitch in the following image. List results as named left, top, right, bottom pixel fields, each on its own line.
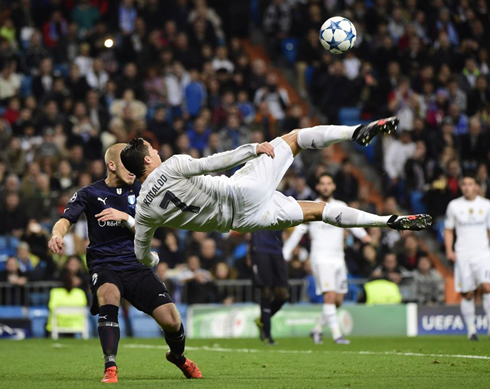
left=1, top=336, right=489, bottom=388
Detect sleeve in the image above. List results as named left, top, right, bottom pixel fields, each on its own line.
left=444, top=202, right=455, bottom=230
left=384, top=143, right=399, bottom=179
left=349, top=227, right=368, bottom=240
left=134, top=215, right=158, bottom=266
left=171, top=143, right=259, bottom=177
left=282, top=224, right=309, bottom=261
left=61, top=188, right=88, bottom=224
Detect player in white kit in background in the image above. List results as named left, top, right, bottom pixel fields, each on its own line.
left=445, top=175, right=490, bottom=341
left=120, top=117, right=432, bottom=268
left=283, top=173, right=372, bottom=344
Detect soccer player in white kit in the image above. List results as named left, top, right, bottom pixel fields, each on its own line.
left=283, top=173, right=372, bottom=344
left=444, top=175, right=490, bottom=341
left=120, top=117, right=432, bottom=268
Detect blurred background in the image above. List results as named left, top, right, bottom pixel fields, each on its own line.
left=0, top=0, right=488, bottom=339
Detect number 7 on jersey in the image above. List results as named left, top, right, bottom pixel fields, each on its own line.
left=159, top=190, right=200, bottom=214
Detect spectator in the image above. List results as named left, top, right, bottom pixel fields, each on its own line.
left=334, top=158, right=359, bottom=203
left=0, top=62, right=22, bottom=102
left=86, top=58, right=109, bottom=93
left=165, top=61, right=190, bottom=115
left=184, top=69, right=207, bottom=118
left=253, top=72, right=290, bottom=121
left=199, top=238, right=222, bottom=271
left=263, top=0, right=291, bottom=57
left=413, top=256, right=444, bottom=305
left=178, top=255, right=217, bottom=304
left=154, top=261, right=176, bottom=297
left=187, top=116, right=211, bottom=154
left=459, top=117, right=488, bottom=165
left=219, top=114, right=250, bottom=151
left=59, top=255, right=90, bottom=294
left=71, top=0, right=101, bottom=36
left=65, top=63, right=90, bottom=101
left=397, top=234, right=425, bottom=271
left=119, top=0, right=137, bottom=35
left=42, top=10, right=68, bottom=49
left=0, top=256, right=27, bottom=305
left=384, top=130, right=416, bottom=194
left=372, top=252, right=410, bottom=286
left=110, top=89, right=147, bottom=121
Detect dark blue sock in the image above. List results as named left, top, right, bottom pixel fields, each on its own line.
left=165, top=324, right=186, bottom=364
left=98, top=304, right=120, bottom=369
left=260, top=298, right=272, bottom=338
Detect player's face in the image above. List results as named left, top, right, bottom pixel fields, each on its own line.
left=316, top=176, right=336, bottom=200
left=143, top=140, right=162, bottom=165
left=116, top=160, right=136, bottom=185
left=461, top=177, right=478, bottom=199
left=114, top=157, right=135, bottom=185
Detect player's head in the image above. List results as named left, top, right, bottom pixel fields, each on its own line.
left=104, top=143, right=135, bottom=185
left=120, top=138, right=161, bottom=180
left=460, top=174, right=479, bottom=200
left=316, top=173, right=336, bottom=200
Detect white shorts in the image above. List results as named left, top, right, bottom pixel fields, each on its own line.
left=454, top=255, right=490, bottom=293
left=312, top=261, right=348, bottom=295
left=231, top=137, right=304, bottom=232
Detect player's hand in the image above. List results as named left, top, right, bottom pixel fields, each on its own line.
left=95, top=208, right=129, bottom=223
left=256, top=142, right=275, bottom=158
left=361, top=235, right=373, bottom=244
left=150, top=252, right=160, bottom=267
left=446, top=251, right=457, bottom=262
left=48, top=234, right=64, bottom=254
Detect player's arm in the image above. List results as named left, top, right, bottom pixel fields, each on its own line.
left=282, top=224, right=309, bottom=261
left=48, top=218, right=72, bottom=254
left=95, top=208, right=135, bottom=232
left=348, top=227, right=371, bottom=243
left=133, top=219, right=159, bottom=267
left=49, top=188, right=89, bottom=254
left=444, top=202, right=456, bottom=262
left=175, top=142, right=274, bottom=177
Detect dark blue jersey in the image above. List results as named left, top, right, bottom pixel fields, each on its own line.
left=251, top=230, right=284, bottom=255
left=62, top=179, right=146, bottom=272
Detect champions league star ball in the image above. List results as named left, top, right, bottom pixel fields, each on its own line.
left=319, top=16, right=357, bottom=54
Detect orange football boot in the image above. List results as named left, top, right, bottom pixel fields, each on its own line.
left=166, top=351, right=203, bottom=379
left=101, top=366, right=118, bottom=383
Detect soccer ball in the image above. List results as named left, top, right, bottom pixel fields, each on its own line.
left=319, top=16, right=357, bottom=54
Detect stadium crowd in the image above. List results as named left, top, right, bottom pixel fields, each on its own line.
left=2, top=0, right=487, bottom=307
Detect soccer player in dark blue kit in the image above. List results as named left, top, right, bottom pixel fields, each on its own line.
left=251, top=230, right=289, bottom=345
left=48, top=144, right=202, bottom=383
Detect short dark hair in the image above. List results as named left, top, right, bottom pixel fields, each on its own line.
left=121, top=138, right=149, bottom=178
left=317, top=172, right=334, bottom=184
left=462, top=174, right=477, bottom=182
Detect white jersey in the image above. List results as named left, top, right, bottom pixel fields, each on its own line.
left=134, top=144, right=258, bottom=264
left=283, top=198, right=367, bottom=263
left=445, top=195, right=490, bottom=259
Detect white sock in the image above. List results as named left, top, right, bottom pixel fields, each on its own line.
left=320, top=304, right=342, bottom=340
left=322, top=203, right=391, bottom=228
left=297, top=125, right=358, bottom=149
left=483, top=294, right=490, bottom=334
left=461, top=298, right=476, bottom=336
left=313, top=317, right=323, bottom=334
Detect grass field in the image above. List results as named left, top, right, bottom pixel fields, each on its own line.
left=1, top=336, right=489, bottom=388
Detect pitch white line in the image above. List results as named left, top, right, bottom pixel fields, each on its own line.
left=123, top=344, right=490, bottom=360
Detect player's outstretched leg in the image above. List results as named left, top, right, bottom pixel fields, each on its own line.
left=153, top=304, right=202, bottom=379
left=292, top=116, right=399, bottom=154
left=297, top=200, right=432, bottom=231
